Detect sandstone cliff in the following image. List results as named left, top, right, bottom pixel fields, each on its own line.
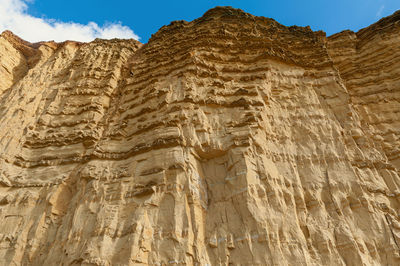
left=0, top=6, right=399, bottom=265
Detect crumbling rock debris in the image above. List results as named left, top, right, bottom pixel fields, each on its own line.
left=0, top=6, right=400, bottom=265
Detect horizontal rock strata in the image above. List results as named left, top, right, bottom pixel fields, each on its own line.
left=0, top=6, right=399, bottom=265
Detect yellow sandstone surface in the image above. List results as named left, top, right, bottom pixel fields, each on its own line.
left=0, top=7, right=399, bottom=265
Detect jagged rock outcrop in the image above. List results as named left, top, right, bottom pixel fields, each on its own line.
left=0, top=6, right=399, bottom=265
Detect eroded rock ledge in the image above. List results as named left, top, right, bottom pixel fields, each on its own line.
left=0, top=6, right=399, bottom=265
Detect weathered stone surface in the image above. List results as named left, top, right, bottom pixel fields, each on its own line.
left=0, top=6, right=399, bottom=265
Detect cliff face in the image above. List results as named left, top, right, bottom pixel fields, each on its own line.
left=0, top=7, right=399, bottom=265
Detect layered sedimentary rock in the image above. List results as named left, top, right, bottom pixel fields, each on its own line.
left=327, top=11, right=400, bottom=170
left=0, top=6, right=399, bottom=265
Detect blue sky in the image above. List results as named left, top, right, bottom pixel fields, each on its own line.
left=1, top=0, right=399, bottom=42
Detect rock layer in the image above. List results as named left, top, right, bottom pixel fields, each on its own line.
left=0, top=7, right=399, bottom=265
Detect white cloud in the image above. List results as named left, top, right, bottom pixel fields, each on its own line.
left=376, top=5, right=385, bottom=18
left=0, top=0, right=139, bottom=42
